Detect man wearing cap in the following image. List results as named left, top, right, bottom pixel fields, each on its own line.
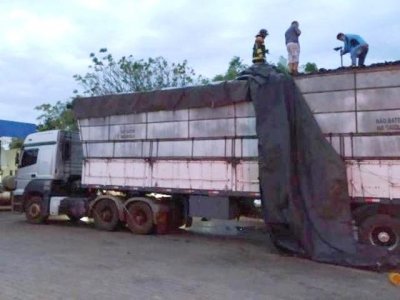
left=336, top=33, right=369, bottom=67
left=285, top=21, right=301, bottom=75
left=252, top=29, right=269, bottom=64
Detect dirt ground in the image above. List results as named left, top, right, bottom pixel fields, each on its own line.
left=0, top=211, right=397, bottom=300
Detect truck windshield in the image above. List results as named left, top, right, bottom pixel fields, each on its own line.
left=20, top=148, right=39, bottom=168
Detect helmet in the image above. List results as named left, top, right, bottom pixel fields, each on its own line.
left=258, top=29, right=268, bottom=37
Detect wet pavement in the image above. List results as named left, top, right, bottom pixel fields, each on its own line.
left=0, top=212, right=397, bottom=300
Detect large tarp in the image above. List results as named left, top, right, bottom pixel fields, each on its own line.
left=73, top=81, right=249, bottom=119
left=240, top=64, right=399, bottom=269
left=0, top=120, right=36, bottom=138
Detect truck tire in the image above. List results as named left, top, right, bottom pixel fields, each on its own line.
left=358, top=214, right=400, bottom=252
left=126, top=202, right=154, bottom=235
left=25, top=196, right=48, bottom=224
left=93, top=199, right=120, bottom=231
left=67, top=214, right=81, bottom=223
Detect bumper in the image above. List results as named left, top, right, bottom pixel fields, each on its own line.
left=12, top=194, right=24, bottom=213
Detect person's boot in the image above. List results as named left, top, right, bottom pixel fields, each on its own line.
left=287, top=63, right=293, bottom=75
left=293, top=62, right=299, bottom=75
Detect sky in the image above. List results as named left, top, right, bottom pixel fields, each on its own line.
left=0, top=0, right=399, bottom=125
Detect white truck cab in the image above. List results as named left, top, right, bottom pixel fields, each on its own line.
left=12, top=130, right=82, bottom=214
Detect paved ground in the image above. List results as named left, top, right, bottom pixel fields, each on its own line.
left=0, top=211, right=397, bottom=300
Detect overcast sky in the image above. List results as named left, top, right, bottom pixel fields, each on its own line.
left=0, top=0, right=399, bottom=125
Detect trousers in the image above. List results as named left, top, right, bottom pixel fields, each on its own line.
left=350, top=44, right=369, bottom=66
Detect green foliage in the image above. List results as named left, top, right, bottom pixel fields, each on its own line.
left=302, top=62, right=318, bottom=73
left=274, top=57, right=318, bottom=75
left=9, top=138, right=23, bottom=149
left=36, top=49, right=209, bottom=132
left=275, top=56, right=290, bottom=75
left=212, top=56, right=248, bottom=81
left=35, top=101, right=77, bottom=131
left=73, top=48, right=206, bottom=96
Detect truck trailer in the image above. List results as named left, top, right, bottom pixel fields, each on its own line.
left=9, top=63, right=400, bottom=252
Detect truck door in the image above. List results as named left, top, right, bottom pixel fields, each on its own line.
left=14, top=147, right=39, bottom=194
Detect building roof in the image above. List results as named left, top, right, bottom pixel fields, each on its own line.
left=0, top=120, right=36, bottom=138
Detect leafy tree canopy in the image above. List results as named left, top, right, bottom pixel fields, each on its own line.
left=275, top=56, right=318, bottom=75
left=35, top=101, right=76, bottom=132
left=36, top=49, right=211, bottom=131
left=275, top=56, right=290, bottom=75
left=35, top=52, right=257, bottom=131
left=302, top=62, right=318, bottom=73
left=73, top=48, right=207, bottom=96
left=9, top=138, right=24, bottom=149
left=212, top=56, right=248, bottom=81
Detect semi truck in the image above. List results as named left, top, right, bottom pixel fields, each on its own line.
left=8, top=63, right=400, bottom=251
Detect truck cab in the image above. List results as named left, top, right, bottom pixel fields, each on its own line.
left=12, top=130, right=82, bottom=213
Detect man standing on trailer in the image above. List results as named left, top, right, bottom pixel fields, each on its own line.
left=252, top=29, right=269, bottom=64
left=285, top=21, right=301, bottom=75
left=336, top=33, right=369, bottom=67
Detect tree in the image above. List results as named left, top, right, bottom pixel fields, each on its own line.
left=275, top=57, right=318, bottom=75
left=73, top=48, right=206, bottom=96
left=275, top=56, right=290, bottom=76
left=35, top=101, right=77, bottom=131
left=9, top=138, right=24, bottom=149
left=212, top=56, right=248, bottom=81
left=35, top=49, right=209, bottom=131
left=302, top=62, right=318, bottom=74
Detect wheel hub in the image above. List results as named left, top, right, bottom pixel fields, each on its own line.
left=370, top=226, right=397, bottom=249
left=101, top=209, right=112, bottom=222
left=134, top=211, right=147, bottom=225
left=29, top=203, right=41, bottom=218
left=377, top=231, right=390, bottom=243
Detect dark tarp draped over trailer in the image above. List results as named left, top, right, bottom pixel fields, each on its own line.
left=73, top=81, right=250, bottom=119
left=240, top=64, right=399, bottom=269
left=0, top=120, right=36, bottom=138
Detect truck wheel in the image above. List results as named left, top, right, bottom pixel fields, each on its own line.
left=126, top=202, right=154, bottom=235
left=25, top=196, right=48, bottom=224
left=67, top=215, right=81, bottom=223
left=93, top=199, right=120, bottom=231
left=358, top=214, right=400, bottom=251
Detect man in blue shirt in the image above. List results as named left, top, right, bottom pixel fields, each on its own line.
left=336, top=33, right=369, bottom=67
